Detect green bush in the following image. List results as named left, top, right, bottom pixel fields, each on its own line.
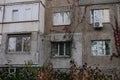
left=0, top=61, right=119, bottom=80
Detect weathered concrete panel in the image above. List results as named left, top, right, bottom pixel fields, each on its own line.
left=3, top=22, right=39, bottom=33
left=79, top=0, right=120, bottom=5
left=39, top=2, right=45, bottom=33
left=0, top=34, right=8, bottom=65
left=0, top=0, right=4, bottom=5
left=0, top=32, right=39, bottom=65
left=49, top=33, right=82, bottom=68
left=0, top=25, right=3, bottom=33
left=4, top=0, right=45, bottom=4
left=4, top=3, right=39, bottom=22
left=5, top=0, right=39, bottom=4
left=83, top=32, right=119, bottom=68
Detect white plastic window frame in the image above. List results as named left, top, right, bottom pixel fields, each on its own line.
left=51, top=42, right=71, bottom=57
left=53, top=11, right=71, bottom=26
left=91, top=40, right=111, bottom=56
left=90, top=9, right=110, bottom=24
left=8, top=34, right=31, bottom=53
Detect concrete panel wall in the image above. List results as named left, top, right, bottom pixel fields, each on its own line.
left=83, top=32, right=119, bottom=69
left=39, top=2, right=45, bottom=33
left=5, top=0, right=39, bottom=4
left=0, top=25, right=3, bottom=33
left=0, top=32, right=39, bottom=65
left=79, top=0, right=120, bottom=5
left=45, top=0, right=120, bottom=69
left=45, top=33, right=82, bottom=68
left=0, top=0, right=4, bottom=5
left=0, top=0, right=45, bottom=66
left=3, top=22, right=39, bottom=33
left=4, top=3, right=39, bottom=22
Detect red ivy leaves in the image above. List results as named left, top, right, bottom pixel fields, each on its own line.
left=111, top=17, right=120, bottom=60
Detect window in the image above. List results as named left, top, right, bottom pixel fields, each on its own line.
left=90, top=9, right=110, bottom=26
left=5, top=3, right=39, bottom=22
left=51, top=42, right=71, bottom=57
left=25, top=8, right=32, bottom=20
left=91, top=40, right=111, bottom=56
left=12, top=10, right=19, bottom=21
left=0, top=6, right=3, bottom=22
left=8, top=34, right=31, bottom=52
left=53, top=11, right=71, bottom=26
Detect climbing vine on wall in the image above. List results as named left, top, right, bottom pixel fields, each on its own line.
left=111, top=17, right=120, bottom=60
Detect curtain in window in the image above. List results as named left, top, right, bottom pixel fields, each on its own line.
left=103, top=9, right=110, bottom=22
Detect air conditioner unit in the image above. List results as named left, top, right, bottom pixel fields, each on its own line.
left=93, top=22, right=103, bottom=29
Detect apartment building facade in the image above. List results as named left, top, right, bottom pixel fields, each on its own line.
left=0, top=0, right=45, bottom=67
left=0, top=0, right=119, bottom=71
left=45, top=0, right=120, bottom=69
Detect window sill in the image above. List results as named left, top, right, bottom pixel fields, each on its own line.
left=90, top=22, right=110, bottom=25
left=92, top=55, right=111, bottom=57
left=0, top=20, right=39, bottom=24
left=51, top=55, right=71, bottom=58
left=53, top=24, right=71, bottom=27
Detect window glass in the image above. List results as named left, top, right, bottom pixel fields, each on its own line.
left=51, top=42, right=71, bottom=57
left=91, top=40, right=110, bottom=56
left=103, top=9, right=110, bottom=22
left=65, top=42, right=71, bottom=55
left=16, top=37, right=22, bottom=51
left=0, top=6, right=3, bottom=22
left=53, top=11, right=70, bottom=25
left=8, top=38, right=16, bottom=52
left=90, top=9, right=110, bottom=25
left=8, top=35, right=31, bottom=52
left=59, top=42, right=64, bottom=55
left=5, top=3, right=39, bottom=22
left=25, top=8, right=32, bottom=20
left=12, top=10, right=19, bottom=21
left=23, top=37, right=31, bottom=51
